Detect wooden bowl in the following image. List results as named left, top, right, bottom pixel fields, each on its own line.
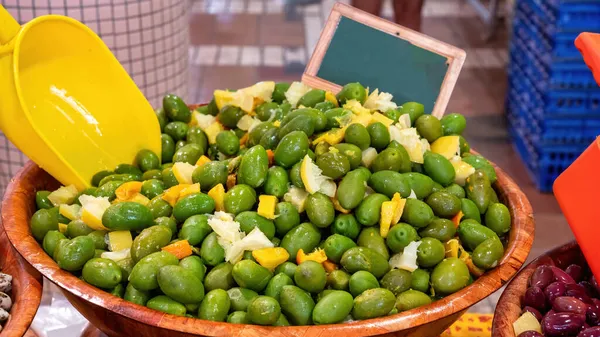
left=0, top=212, right=42, bottom=336
left=2, top=158, right=534, bottom=337
left=492, top=241, right=583, bottom=337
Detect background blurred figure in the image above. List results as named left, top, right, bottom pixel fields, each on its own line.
left=352, top=0, right=424, bottom=31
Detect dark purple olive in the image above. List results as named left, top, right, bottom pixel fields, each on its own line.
left=567, top=265, right=585, bottom=283
left=553, top=296, right=589, bottom=315
left=518, top=332, right=544, bottom=337
left=546, top=282, right=567, bottom=304
left=542, top=312, right=586, bottom=337
left=586, top=299, right=600, bottom=326
left=525, top=286, right=548, bottom=311
left=580, top=281, right=597, bottom=297
left=578, top=326, right=600, bottom=337
left=567, top=290, right=594, bottom=305
left=523, top=306, right=544, bottom=321
left=552, top=266, right=577, bottom=284
left=592, top=276, right=600, bottom=295
left=531, top=265, right=555, bottom=289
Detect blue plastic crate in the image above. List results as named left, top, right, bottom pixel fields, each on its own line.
left=509, top=36, right=598, bottom=90
left=523, top=0, right=600, bottom=33
left=507, top=60, right=600, bottom=117
left=515, top=0, right=600, bottom=60
left=508, top=118, right=589, bottom=192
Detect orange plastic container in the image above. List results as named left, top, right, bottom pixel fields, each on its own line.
left=553, top=33, right=600, bottom=278
left=553, top=139, right=600, bottom=279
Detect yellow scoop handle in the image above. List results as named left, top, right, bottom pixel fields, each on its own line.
left=0, top=5, right=161, bottom=190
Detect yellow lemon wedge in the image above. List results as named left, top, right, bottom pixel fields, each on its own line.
left=257, top=195, right=277, bottom=220
left=59, top=204, right=81, bottom=221
left=47, top=185, right=79, bottom=207
left=370, top=112, right=394, bottom=127
left=204, top=122, right=225, bottom=144
left=178, top=183, right=201, bottom=200
left=391, top=193, right=406, bottom=225
left=108, top=231, right=133, bottom=252
left=172, top=162, right=196, bottom=185
left=115, top=181, right=143, bottom=201
left=300, top=155, right=332, bottom=195
left=283, top=186, right=309, bottom=213
left=207, top=184, right=226, bottom=211
left=430, top=136, right=460, bottom=159
left=325, top=91, right=339, bottom=107
left=162, top=184, right=191, bottom=207
left=450, top=157, right=475, bottom=186
left=79, top=195, right=110, bottom=231
left=312, top=128, right=346, bottom=146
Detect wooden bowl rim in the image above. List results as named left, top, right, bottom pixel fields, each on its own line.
left=2, top=155, right=534, bottom=336
left=0, top=217, right=42, bottom=337
left=491, top=241, right=580, bottom=337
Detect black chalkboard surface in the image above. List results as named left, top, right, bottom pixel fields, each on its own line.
left=303, top=3, right=466, bottom=118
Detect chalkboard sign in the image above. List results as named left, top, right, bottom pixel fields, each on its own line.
left=303, top=3, right=466, bottom=118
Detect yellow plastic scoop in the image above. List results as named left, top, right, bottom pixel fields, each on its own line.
left=0, top=5, right=161, bottom=190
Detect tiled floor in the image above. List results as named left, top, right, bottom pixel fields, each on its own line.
left=185, top=0, right=572, bottom=314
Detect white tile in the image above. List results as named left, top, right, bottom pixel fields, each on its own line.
left=497, top=48, right=509, bottom=64
left=230, top=0, right=245, bottom=13
left=264, top=46, right=284, bottom=67
left=207, top=0, right=227, bottom=14
left=247, top=0, right=263, bottom=14
left=194, top=45, right=218, bottom=65
left=192, top=0, right=206, bottom=13
left=462, top=53, right=477, bottom=69
left=304, top=4, right=320, bottom=15
left=266, top=0, right=283, bottom=13
left=382, top=0, right=394, bottom=17
left=284, top=47, right=306, bottom=64
left=304, top=15, right=322, bottom=57
left=188, top=46, right=198, bottom=62
left=474, top=48, right=503, bottom=68
left=241, top=46, right=261, bottom=66
left=218, top=46, right=241, bottom=65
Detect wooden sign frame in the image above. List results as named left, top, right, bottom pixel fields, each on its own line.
left=302, top=2, right=466, bottom=118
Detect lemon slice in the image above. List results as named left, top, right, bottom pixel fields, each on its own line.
left=343, top=99, right=371, bottom=115
left=179, top=183, right=201, bottom=200
left=325, top=91, right=339, bottom=107
left=59, top=204, right=81, bottom=221
left=361, top=148, right=378, bottom=168
left=300, top=155, right=330, bottom=195
left=48, top=185, right=79, bottom=207
left=370, top=112, right=394, bottom=127
left=283, top=186, right=309, bottom=213
left=208, top=184, right=226, bottom=211
left=237, top=115, right=261, bottom=131
left=389, top=126, right=424, bottom=163
left=173, top=162, right=196, bottom=184
left=79, top=195, right=110, bottom=231
left=246, top=81, right=275, bottom=103
left=108, top=231, right=133, bottom=252
left=312, top=128, right=346, bottom=146
left=192, top=113, right=216, bottom=130
left=319, top=180, right=337, bottom=198
left=162, top=184, right=191, bottom=206
left=101, top=248, right=131, bottom=262
left=513, top=312, right=542, bottom=335
left=364, top=89, right=397, bottom=112
left=58, top=223, right=68, bottom=234
left=430, top=136, right=460, bottom=159
left=257, top=195, right=277, bottom=220
left=204, top=122, right=225, bottom=144
left=450, top=156, right=475, bottom=186
left=115, top=181, right=143, bottom=201
left=391, top=193, right=406, bottom=225
left=285, top=82, right=312, bottom=107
